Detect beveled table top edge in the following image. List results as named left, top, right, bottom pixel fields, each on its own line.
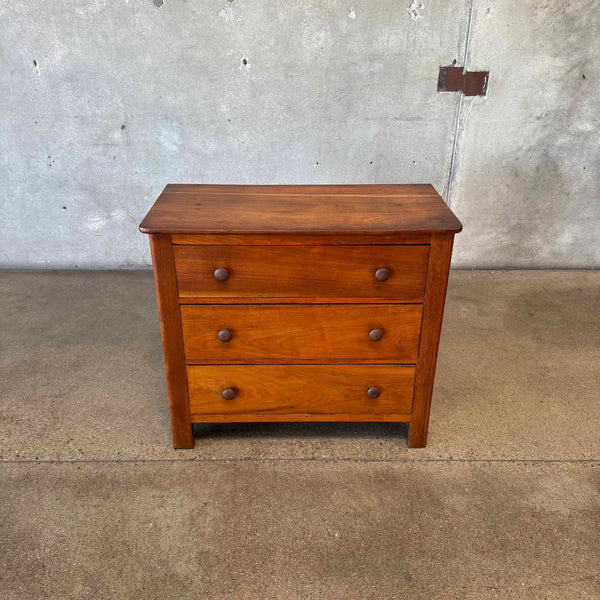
left=139, top=184, right=463, bottom=235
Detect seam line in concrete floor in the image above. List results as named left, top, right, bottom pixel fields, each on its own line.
left=2, top=458, right=599, bottom=465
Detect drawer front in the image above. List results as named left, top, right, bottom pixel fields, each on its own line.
left=174, top=245, right=429, bottom=298
left=181, top=304, right=422, bottom=363
left=187, top=365, right=415, bottom=417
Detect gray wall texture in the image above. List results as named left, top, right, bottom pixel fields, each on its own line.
left=1, top=0, right=598, bottom=268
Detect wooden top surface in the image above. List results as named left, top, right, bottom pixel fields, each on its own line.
left=139, top=184, right=462, bottom=235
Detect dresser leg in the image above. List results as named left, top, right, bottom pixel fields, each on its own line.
left=171, top=423, right=194, bottom=449
left=149, top=233, right=195, bottom=450
left=407, top=420, right=427, bottom=448
left=408, top=233, right=454, bottom=449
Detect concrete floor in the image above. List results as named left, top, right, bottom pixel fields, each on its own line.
left=1, top=270, right=598, bottom=599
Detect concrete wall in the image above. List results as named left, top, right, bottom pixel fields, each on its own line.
left=1, top=0, right=598, bottom=268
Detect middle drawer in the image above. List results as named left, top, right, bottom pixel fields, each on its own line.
left=181, top=304, right=423, bottom=363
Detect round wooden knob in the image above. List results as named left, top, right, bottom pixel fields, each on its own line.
left=369, top=328, right=384, bottom=342
left=375, top=268, right=391, bottom=282
left=218, top=329, right=233, bottom=342
left=222, top=387, right=236, bottom=400
left=214, top=268, right=229, bottom=282
left=367, top=387, right=380, bottom=399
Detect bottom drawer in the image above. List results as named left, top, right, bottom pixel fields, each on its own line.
left=187, top=365, right=415, bottom=421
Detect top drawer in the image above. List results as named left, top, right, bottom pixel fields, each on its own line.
left=174, top=245, right=429, bottom=299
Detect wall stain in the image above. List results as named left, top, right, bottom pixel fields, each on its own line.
left=406, top=1, right=424, bottom=20
left=219, top=7, right=234, bottom=22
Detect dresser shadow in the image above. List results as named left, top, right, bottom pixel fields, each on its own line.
left=193, top=421, right=409, bottom=441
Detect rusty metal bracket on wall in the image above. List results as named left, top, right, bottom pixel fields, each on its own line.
left=438, top=65, right=489, bottom=96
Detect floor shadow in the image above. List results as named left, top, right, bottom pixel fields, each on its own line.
left=193, top=421, right=409, bottom=441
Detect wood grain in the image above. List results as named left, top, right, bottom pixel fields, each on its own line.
left=177, top=296, right=425, bottom=305
left=140, top=185, right=461, bottom=448
left=180, top=304, right=423, bottom=363
left=187, top=364, right=415, bottom=418
left=139, top=185, right=463, bottom=234
left=171, top=233, right=432, bottom=246
left=148, top=234, right=194, bottom=448
left=186, top=413, right=412, bottom=423
left=408, top=233, right=454, bottom=448
left=174, top=245, right=430, bottom=299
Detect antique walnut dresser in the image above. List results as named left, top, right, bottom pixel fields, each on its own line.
left=139, top=184, right=462, bottom=448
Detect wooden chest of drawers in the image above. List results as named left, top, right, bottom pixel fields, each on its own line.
left=139, top=184, right=462, bottom=448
